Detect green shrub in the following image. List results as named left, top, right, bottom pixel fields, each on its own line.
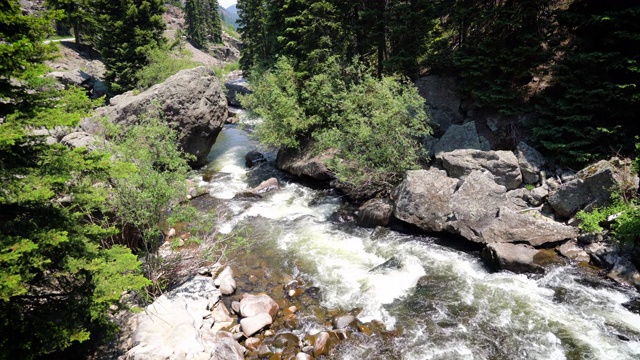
left=213, top=61, right=240, bottom=78
left=243, top=57, right=431, bottom=190
left=577, top=194, right=640, bottom=246
left=135, top=47, right=199, bottom=90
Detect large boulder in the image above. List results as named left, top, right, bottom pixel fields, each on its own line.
left=393, top=169, right=577, bottom=247
left=516, top=141, right=546, bottom=184
left=60, top=131, right=95, bottom=149
left=548, top=158, right=639, bottom=218
left=431, top=121, right=491, bottom=155
left=125, top=277, right=222, bottom=360
left=240, top=312, right=273, bottom=337
left=392, top=169, right=458, bottom=232
left=356, top=198, right=394, bottom=228
left=480, top=207, right=579, bottom=247
left=414, top=75, right=463, bottom=134
left=439, top=149, right=522, bottom=190
left=83, top=66, right=227, bottom=166
left=216, top=266, right=237, bottom=295
left=450, top=170, right=510, bottom=242
left=276, top=144, right=335, bottom=181
left=481, top=243, right=564, bottom=274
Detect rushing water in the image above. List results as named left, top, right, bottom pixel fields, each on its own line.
left=194, top=116, right=640, bottom=360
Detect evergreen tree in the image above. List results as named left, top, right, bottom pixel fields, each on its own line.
left=185, top=0, right=223, bottom=50
left=532, top=0, right=640, bottom=165
left=237, top=0, right=269, bottom=73
left=92, top=0, right=166, bottom=92
left=45, top=0, right=95, bottom=45
left=0, top=2, right=149, bottom=357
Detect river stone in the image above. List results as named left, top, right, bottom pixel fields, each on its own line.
left=245, top=337, right=262, bottom=351
left=369, top=257, right=403, bottom=273
left=245, top=150, right=266, bottom=168
left=392, top=169, right=458, bottom=232
left=608, top=258, right=640, bottom=291
left=558, top=240, right=590, bottom=263
left=481, top=207, right=579, bottom=247
left=528, top=186, right=549, bottom=206
left=312, top=331, right=331, bottom=358
left=82, top=66, right=227, bottom=166
left=548, top=158, right=639, bottom=218
left=296, top=353, right=313, bottom=360
left=240, top=312, right=273, bottom=337
left=431, top=121, right=491, bottom=155
left=482, top=243, right=548, bottom=274
left=125, top=277, right=221, bottom=360
left=333, top=315, right=357, bottom=330
left=356, top=198, right=394, bottom=228
left=438, top=149, right=522, bottom=190
left=516, top=142, right=547, bottom=184
left=276, top=142, right=335, bottom=181
left=239, top=293, right=279, bottom=318
left=216, top=266, right=237, bottom=295
left=210, top=333, right=246, bottom=360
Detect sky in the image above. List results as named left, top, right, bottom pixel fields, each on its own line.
left=219, top=0, right=237, bottom=8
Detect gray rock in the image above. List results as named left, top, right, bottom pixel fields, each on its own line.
left=608, top=258, right=640, bottom=291
left=558, top=240, right=590, bottom=263
left=414, top=75, right=462, bottom=134
left=482, top=243, right=562, bottom=274
left=369, top=257, right=403, bottom=273
left=240, top=312, right=273, bottom=337
left=439, top=149, right=522, bottom=190
left=506, top=188, right=531, bottom=210
left=239, top=293, right=279, bottom=319
left=356, top=198, right=394, bottom=228
left=392, top=169, right=458, bottom=232
left=276, top=143, right=334, bottom=181
left=224, top=76, right=251, bottom=107
left=216, top=266, right=236, bottom=295
left=125, top=277, right=222, bottom=360
left=548, top=158, right=639, bottom=218
left=210, top=333, right=246, bottom=360
left=528, top=186, right=549, bottom=206
left=60, top=131, right=95, bottom=149
left=83, top=66, right=227, bottom=166
left=296, top=353, right=313, bottom=360
left=333, top=315, right=357, bottom=330
left=432, top=122, right=491, bottom=155
left=516, top=142, right=547, bottom=184
left=450, top=171, right=509, bottom=242
left=481, top=207, right=578, bottom=247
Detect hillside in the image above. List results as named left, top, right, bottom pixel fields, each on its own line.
left=219, top=5, right=238, bottom=28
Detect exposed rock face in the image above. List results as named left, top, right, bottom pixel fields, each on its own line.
left=276, top=144, right=334, bottom=181
left=481, top=243, right=564, bottom=274
left=356, top=198, right=394, bottom=228
left=516, top=141, right=546, bottom=184
left=60, top=131, right=95, bottom=149
left=548, top=158, right=639, bottom=218
left=608, top=258, right=640, bottom=291
left=558, top=240, right=590, bottom=263
left=83, top=66, right=227, bottom=166
left=392, top=169, right=458, bottom=232
left=439, top=149, right=522, bottom=190
left=394, top=169, right=577, bottom=246
left=126, top=277, right=222, bottom=360
left=431, top=122, right=491, bottom=155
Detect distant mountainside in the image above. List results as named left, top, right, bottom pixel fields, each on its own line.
left=219, top=5, right=239, bottom=28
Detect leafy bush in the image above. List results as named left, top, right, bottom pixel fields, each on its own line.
left=135, top=47, right=200, bottom=90
left=577, top=194, right=640, bottom=246
left=243, top=57, right=431, bottom=189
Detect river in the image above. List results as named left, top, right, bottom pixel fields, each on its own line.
left=193, top=117, right=640, bottom=360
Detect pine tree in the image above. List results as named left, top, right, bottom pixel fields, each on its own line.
left=92, top=0, right=166, bottom=92
left=1, top=2, right=149, bottom=357
left=45, top=0, right=95, bottom=45
left=237, top=0, right=269, bottom=73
